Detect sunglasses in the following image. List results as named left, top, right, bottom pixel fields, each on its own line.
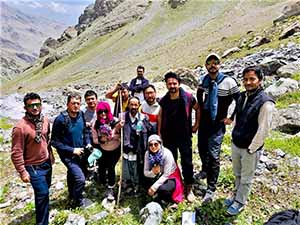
left=98, top=109, right=108, bottom=114
left=149, top=142, right=159, bottom=147
left=26, top=103, right=42, bottom=108
left=206, top=60, right=220, bottom=66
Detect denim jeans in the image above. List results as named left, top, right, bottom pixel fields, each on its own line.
left=25, top=160, right=52, bottom=225
left=61, top=157, right=85, bottom=206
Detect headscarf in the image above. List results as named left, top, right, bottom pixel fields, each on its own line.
left=96, top=101, right=113, bottom=125
left=148, top=134, right=164, bottom=167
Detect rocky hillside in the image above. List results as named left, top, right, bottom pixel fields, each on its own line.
left=0, top=2, right=66, bottom=80
left=2, top=0, right=299, bottom=94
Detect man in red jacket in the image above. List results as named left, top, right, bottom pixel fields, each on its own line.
left=11, top=92, right=54, bottom=225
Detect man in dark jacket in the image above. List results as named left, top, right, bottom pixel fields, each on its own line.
left=158, top=71, right=200, bottom=202
left=129, top=65, right=149, bottom=102
left=225, top=66, right=275, bottom=215
left=51, top=93, right=92, bottom=208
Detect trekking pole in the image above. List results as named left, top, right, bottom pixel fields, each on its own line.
left=117, top=84, right=123, bottom=207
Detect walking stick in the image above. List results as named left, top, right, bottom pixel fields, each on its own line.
left=117, top=85, right=123, bottom=207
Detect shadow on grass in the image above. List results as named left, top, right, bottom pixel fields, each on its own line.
left=195, top=198, right=237, bottom=225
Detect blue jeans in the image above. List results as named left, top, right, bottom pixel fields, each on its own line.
left=25, top=160, right=52, bottom=225
left=61, top=157, right=85, bottom=206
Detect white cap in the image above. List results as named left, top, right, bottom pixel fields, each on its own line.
left=205, top=53, right=221, bottom=63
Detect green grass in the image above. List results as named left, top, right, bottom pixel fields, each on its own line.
left=265, top=136, right=300, bottom=156
left=0, top=183, right=9, bottom=203
left=291, top=73, right=300, bottom=81
left=275, top=91, right=300, bottom=109
left=0, top=118, right=13, bottom=130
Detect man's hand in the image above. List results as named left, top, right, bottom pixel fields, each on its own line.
left=192, top=124, right=199, bottom=133
left=148, top=187, right=156, bottom=196
left=152, top=165, right=161, bottom=175
left=223, top=118, right=233, bottom=125
left=21, top=172, right=30, bottom=183
left=73, top=148, right=84, bottom=156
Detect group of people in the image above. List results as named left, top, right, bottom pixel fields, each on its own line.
left=11, top=53, right=274, bottom=225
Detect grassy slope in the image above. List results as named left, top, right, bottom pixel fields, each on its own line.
left=2, top=0, right=288, bottom=94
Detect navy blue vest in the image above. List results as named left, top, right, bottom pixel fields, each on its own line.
left=232, top=88, right=274, bottom=149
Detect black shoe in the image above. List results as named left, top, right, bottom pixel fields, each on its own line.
left=194, top=171, right=207, bottom=180
left=79, top=198, right=93, bottom=209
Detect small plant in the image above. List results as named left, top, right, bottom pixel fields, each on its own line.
left=0, top=183, right=9, bottom=203
left=0, top=118, right=13, bottom=130
left=52, top=210, right=69, bottom=225
left=275, top=91, right=300, bottom=109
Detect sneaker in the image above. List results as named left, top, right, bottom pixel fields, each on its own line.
left=226, top=201, right=244, bottom=216
left=186, top=185, right=196, bottom=203
left=224, top=196, right=235, bottom=207
left=79, top=198, right=93, bottom=209
left=194, top=171, right=207, bottom=180
left=202, top=189, right=214, bottom=204
left=106, top=188, right=115, bottom=201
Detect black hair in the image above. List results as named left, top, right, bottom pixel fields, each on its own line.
left=67, top=93, right=81, bottom=104
left=23, top=92, right=41, bottom=105
left=164, top=71, right=181, bottom=83
left=84, top=90, right=98, bottom=99
left=242, top=66, right=263, bottom=81
left=143, top=84, right=156, bottom=94
left=120, top=82, right=129, bottom=90
left=128, top=96, right=140, bottom=105
left=137, top=65, right=145, bottom=72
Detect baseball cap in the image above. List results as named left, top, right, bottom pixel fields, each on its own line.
left=205, top=53, right=221, bottom=63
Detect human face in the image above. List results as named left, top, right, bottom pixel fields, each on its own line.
left=128, top=98, right=139, bottom=116
left=166, top=78, right=180, bottom=94
left=25, top=99, right=42, bottom=117
left=85, top=95, right=97, bottom=110
left=148, top=141, right=160, bottom=153
left=243, top=70, right=262, bottom=92
left=205, top=58, right=220, bottom=75
left=67, top=97, right=81, bottom=115
left=137, top=68, right=144, bottom=78
left=97, top=109, right=108, bottom=120
left=121, top=89, right=129, bottom=101
left=144, top=87, right=156, bottom=105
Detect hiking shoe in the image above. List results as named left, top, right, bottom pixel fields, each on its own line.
left=224, top=196, right=235, bottom=207
left=79, top=198, right=93, bottom=209
left=194, top=171, right=207, bottom=180
left=226, top=201, right=244, bottom=216
left=202, top=190, right=214, bottom=204
left=186, top=185, right=196, bottom=202
left=106, top=188, right=115, bottom=201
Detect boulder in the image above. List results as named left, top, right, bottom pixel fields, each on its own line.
left=64, top=213, right=85, bottom=225
left=272, top=104, right=300, bottom=135
left=169, top=0, right=187, bottom=9
left=258, top=58, right=286, bottom=76
left=277, top=61, right=300, bottom=78
left=39, top=47, right=50, bottom=58
left=222, top=47, right=241, bottom=58
left=274, top=1, right=300, bottom=23
left=249, top=36, right=271, bottom=48
left=78, top=4, right=96, bottom=25
left=94, top=0, right=124, bottom=17
left=265, top=78, right=299, bottom=99
left=42, top=56, right=57, bottom=68
left=58, top=26, right=77, bottom=42
left=140, top=202, right=163, bottom=225
left=279, top=22, right=300, bottom=40
left=43, top=37, right=60, bottom=49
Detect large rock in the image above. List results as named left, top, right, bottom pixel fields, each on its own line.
left=272, top=104, right=300, bottom=135
left=222, top=47, right=241, bottom=58
left=64, top=213, right=85, bottom=225
left=279, top=22, right=300, bottom=40
left=277, top=61, right=300, bottom=78
left=94, top=0, right=124, bottom=17
left=265, top=78, right=299, bottom=99
left=58, top=26, right=77, bottom=42
left=39, top=37, right=60, bottom=58
left=168, top=0, right=187, bottom=9
left=258, top=58, right=286, bottom=76
left=249, top=36, right=271, bottom=48
left=274, top=1, right=300, bottom=23
left=78, top=4, right=96, bottom=25
left=42, top=55, right=57, bottom=68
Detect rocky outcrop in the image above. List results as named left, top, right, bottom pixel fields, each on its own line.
left=274, top=1, right=300, bottom=23
left=57, top=26, right=78, bottom=43
left=279, top=22, right=300, bottom=40
left=222, top=47, right=241, bottom=58
left=272, top=104, right=300, bottom=134
left=277, top=61, right=300, bottom=78
left=94, top=0, right=124, bottom=17
left=249, top=36, right=271, bottom=48
left=265, top=78, right=299, bottom=99
left=39, top=37, right=60, bottom=58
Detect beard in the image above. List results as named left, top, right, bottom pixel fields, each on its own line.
left=168, top=88, right=177, bottom=93
left=130, top=108, right=138, bottom=115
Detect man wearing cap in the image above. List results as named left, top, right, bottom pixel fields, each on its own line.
left=158, top=71, right=200, bottom=202
left=225, top=66, right=274, bottom=215
left=105, top=82, right=130, bottom=116
left=11, top=92, right=54, bottom=225
left=196, top=53, right=240, bottom=204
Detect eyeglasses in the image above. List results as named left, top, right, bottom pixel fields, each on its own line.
left=98, top=109, right=108, bottom=114
left=206, top=60, right=220, bottom=66
left=26, top=103, right=42, bottom=108
left=149, top=142, right=159, bottom=147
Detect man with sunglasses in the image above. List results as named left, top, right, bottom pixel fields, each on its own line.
left=196, top=53, right=240, bottom=204
left=51, top=93, right=92, bottom=208
left=11, top=92, right=54, bottom=225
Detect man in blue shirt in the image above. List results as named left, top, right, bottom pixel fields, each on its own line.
left=51, top=93, right=92, bottom=208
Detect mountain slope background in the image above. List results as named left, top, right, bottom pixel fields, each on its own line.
left=2, top=0, right=294, bottom=94
left=0, top=2, right=66, bottom=80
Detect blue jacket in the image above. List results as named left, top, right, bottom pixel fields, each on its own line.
left=129, top=77, right=149, bottom=96
left=51, top=110, right=91, bottom=158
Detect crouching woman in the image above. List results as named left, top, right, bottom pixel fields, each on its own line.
left=144, top=134, right=184, bottom=204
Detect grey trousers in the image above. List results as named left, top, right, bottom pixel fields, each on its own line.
left=231, top=143, right=261, bottom=205
left=122, top=159, right=139, bottom=185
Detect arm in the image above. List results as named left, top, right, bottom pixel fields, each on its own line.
left=129, top=78, right=136, bottom=92
left=50, top=116, right=75, bottom=154
left=192, top=101, right=200, bottom=133
left=11, top=127, right=30, bottom=182
left=105, top=84, right=120, bottom=101
left=157, top=107, right=162, bottom=137
left=248, top=101, right=275, bottom=153
left=144, top=151, right=156, bottom=178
